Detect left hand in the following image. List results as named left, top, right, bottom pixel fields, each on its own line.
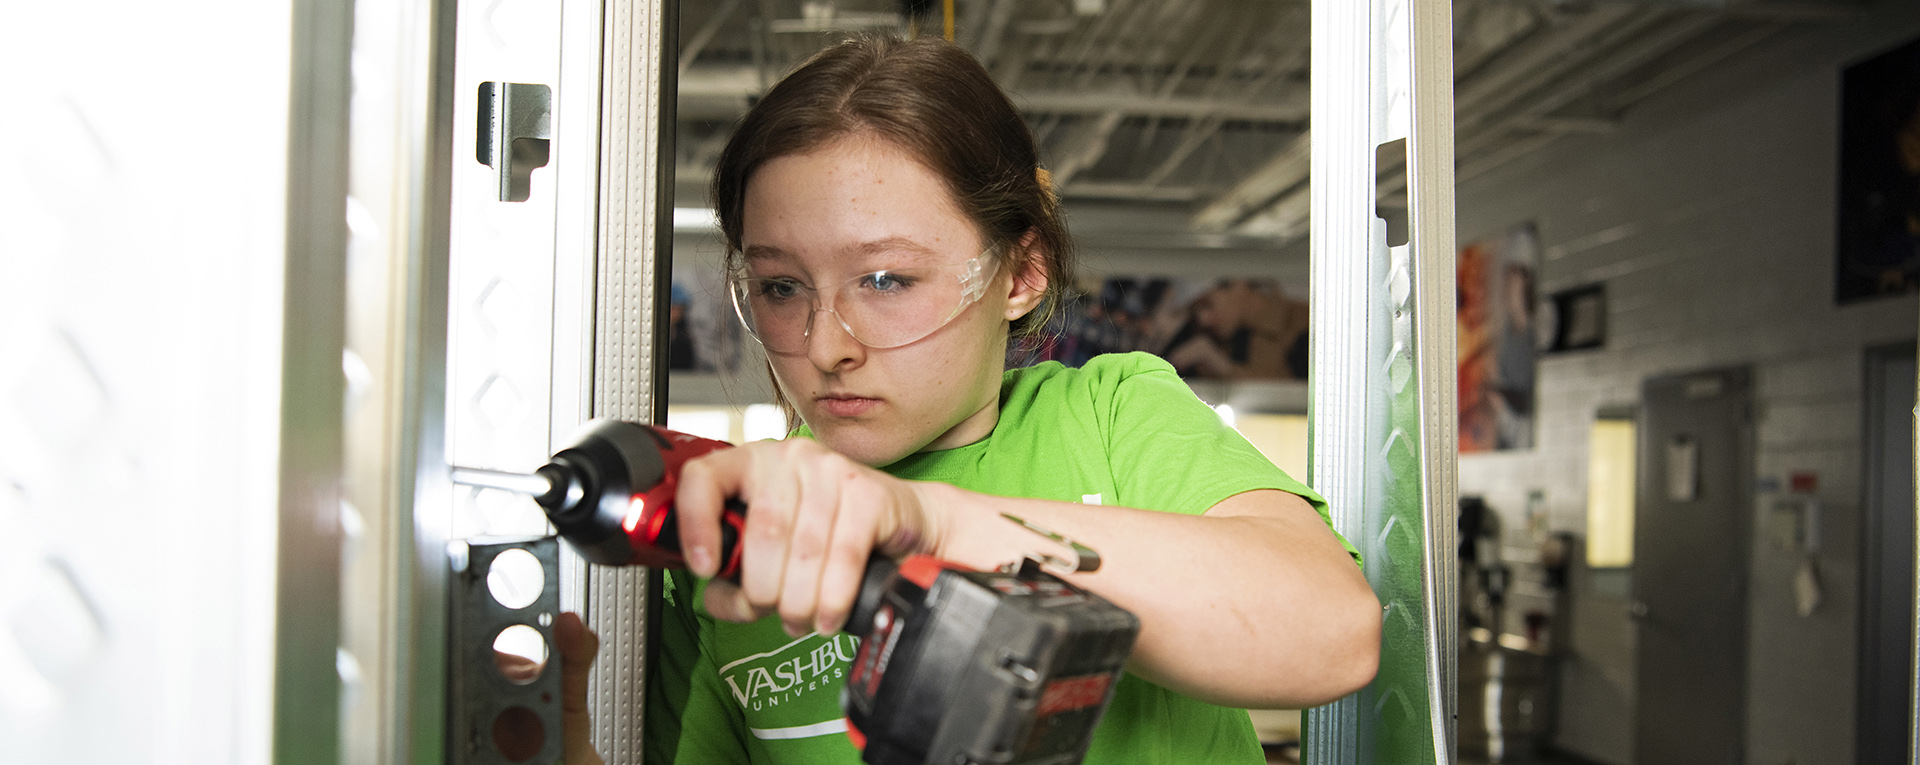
left=555, top=612, right=603, bottom=765
left=489, top=612, right=602, bottom=765
left=672, top=438, right=947, bottom=637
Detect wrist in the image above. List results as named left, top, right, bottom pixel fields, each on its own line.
left=911, top=482, right=1030, bottom=571
left=905, top=480, right=961, bottom=559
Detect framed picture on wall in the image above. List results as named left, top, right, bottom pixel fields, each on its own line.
left=1013, top=276, right=1310, bottom=381
left=1837, top=34, right=1920, bottom=303
left=1458, top=223, right=1539, bottom=453
left=1544, top=283, right=1606, bottom=353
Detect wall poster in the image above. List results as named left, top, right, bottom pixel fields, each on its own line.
left=1837, top=35, right=1920, bottom=303
left=1015, top=276, right=1310, bottom=381
left=1458, top=223, right=1539, bottom=453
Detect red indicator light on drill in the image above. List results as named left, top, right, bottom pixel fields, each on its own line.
left=622, top=496, right=647, bottom=533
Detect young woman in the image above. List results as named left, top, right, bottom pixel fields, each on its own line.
left=561, top=34, right=1379, bottom=765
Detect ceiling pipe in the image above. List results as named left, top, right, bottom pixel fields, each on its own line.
left=1630, top=0, right=1863, bottom=18
left=1215, top=3, right=1805, bottom=239
left=969, top=0, right=1020, bottom=63
left=1192, top=129, right=1310, bottom=231
left=1191, top=5, right=1644, bottom=232
left=679, top=0, right=745, bottom=77
left=1204, top=4, right=1672, bottom=235
left=1047, top=111, right=1127, bottom=188
left=1129, top=10, right=1237, bottom=158
left=1059, top=182, right=1208, bottom=203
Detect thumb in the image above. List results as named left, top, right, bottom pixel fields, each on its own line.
left=554, top=612, right=604, bottom=765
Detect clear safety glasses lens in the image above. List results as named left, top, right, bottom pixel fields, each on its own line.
left=729, top=254, right=997, bottom=354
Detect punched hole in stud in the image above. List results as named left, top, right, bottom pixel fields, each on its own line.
left=491, top=705, right=545, bottom=762
left=487, top=548, right=543, bottom=609
left=1375, top=137, right=1410, bottom=247
left=493, top=624, right=549, bottom=685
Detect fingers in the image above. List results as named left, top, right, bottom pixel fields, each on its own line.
left=734, top=442, right=804, bottom=621
left=771, top=455, right=846, bottom=636
left=675, top=449, right=748, bottom=578
left=554, top=612, right=604, bottom=765
left=494, top=650, right=541, bottom=683
left=681, top=440, right=930, bottom=636
left=555, top=612, right=599, bottom=712
left=813, top=474, right=883, bottom=635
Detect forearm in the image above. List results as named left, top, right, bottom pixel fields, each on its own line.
left=919, top=484, right=1380, bottom=709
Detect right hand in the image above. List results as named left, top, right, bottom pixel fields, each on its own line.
left=672, top=438, right=948, bottom=637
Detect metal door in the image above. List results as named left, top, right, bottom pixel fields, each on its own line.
left=1858, top=344, right=1915, bottom=764
left=1631, top=368, right=1753, bottom=765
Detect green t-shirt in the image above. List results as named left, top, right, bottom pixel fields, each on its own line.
left=646, top=352, right=1355, bottom=764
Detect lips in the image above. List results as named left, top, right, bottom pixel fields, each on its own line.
left=816, top=394, right=882, bottom=417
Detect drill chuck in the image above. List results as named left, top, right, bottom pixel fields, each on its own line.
left=527, top=419, right=745, bottom=573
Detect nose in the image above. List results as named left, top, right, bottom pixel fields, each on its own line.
left=804, top=307, right=865, bottom=373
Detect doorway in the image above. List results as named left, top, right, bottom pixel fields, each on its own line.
left=1632, top=367, right=1753, bottom=765
left=1858, top=342, right=1915, bottom=764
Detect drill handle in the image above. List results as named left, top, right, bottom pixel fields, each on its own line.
left=661, top=503, right=900, bottom=639
left=651, top=498, right=748, bottom=580
left=845, top=556, right=899, bottom=637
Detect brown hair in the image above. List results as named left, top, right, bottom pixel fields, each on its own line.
left=711, top=35, right=1075, bottom=426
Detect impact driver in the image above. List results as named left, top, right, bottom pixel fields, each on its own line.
left=488, top=418, right=1139, bottom=765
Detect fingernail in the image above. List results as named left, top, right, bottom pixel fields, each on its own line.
left=686, top=547, right=713, bottom=576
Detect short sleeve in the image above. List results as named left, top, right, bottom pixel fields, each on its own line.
left=1091, top=353, right=1360, bottom=564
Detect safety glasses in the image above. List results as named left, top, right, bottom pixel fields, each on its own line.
left=728, top=249, right=999, bottom=354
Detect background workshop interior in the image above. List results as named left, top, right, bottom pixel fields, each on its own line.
left=2, top=0, right=1917, bottom=763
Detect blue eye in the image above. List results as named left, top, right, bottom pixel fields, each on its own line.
left=862, top=272, right=915, bottom=293
left=757, top=279, right=804, bottom=301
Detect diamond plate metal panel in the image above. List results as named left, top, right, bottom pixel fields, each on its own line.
left=1305, top=0, right=1455, bottom=763
left=448, top=0, right=567, bottom=542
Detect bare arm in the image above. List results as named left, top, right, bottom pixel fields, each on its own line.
left=675, top=440, right=1380, bottom=711
left=927, top=484, right=1379, bottom=709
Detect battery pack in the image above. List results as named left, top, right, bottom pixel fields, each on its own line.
left=842, top=557, right=1140, bottom=765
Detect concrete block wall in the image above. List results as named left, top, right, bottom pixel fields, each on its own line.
left=1455, top=2, right=1920, bottom=763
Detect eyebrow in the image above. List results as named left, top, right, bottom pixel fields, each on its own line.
left=852, top=237, right=941, bottom=259
left=742, top=244, right=789, bottom=262
left=741, top=237, right=944, bottom=263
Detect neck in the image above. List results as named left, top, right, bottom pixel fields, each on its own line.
left=920, top=390, right=1001, bottom=453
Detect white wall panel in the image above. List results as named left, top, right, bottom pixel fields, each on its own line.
left=447, top=0, right=569, bottom=541
left=0, top=1, right=344, bottom=762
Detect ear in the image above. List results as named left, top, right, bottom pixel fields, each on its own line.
left=1003, top=231, right=1049, bottom=322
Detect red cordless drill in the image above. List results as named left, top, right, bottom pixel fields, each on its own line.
left=515, top=418, right=1140, bottom=765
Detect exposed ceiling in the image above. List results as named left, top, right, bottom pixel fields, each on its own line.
left=674, top=0, right=1864, bottom=244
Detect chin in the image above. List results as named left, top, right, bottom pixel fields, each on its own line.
left=807, top=419, right=917, bottom=467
